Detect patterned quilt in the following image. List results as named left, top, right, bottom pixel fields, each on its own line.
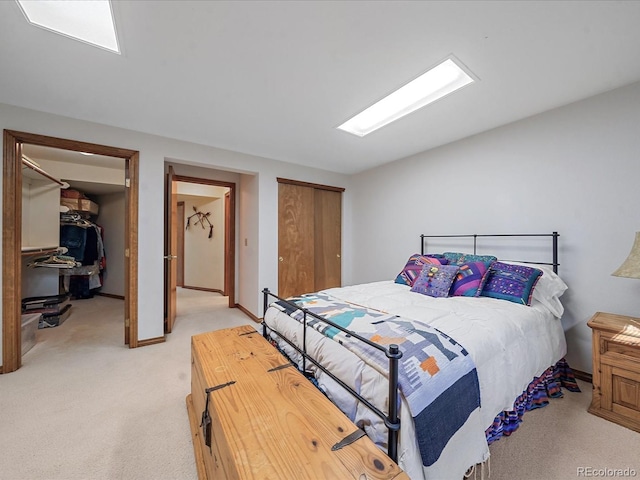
left=271, top=292, right=481, bottom=467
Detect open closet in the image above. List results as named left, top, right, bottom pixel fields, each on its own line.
left=3, top=129, right=140, bottom=374
left=20, top=144, right=126, bottom=356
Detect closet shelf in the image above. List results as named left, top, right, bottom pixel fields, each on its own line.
left=22, top=155, right=67, bottom=188
left=21, top=246, right=61, bottom=257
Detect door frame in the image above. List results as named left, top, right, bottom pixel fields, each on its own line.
left=2, top=129, right=140, bottom=374
left=169, top=173, right=236, bottom=308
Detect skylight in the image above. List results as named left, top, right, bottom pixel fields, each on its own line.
left=16, top=0, right=120, bottom=54
left=337, top=57, right=475, bottom=137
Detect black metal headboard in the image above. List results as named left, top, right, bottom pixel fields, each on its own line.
left=420, top=232, right=559, bottom=273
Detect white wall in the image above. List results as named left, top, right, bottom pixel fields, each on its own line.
left=22, top=177, right=60, bottom=249
left=95, top=192, right=126, bottom=297
left=21, top=177, right=61, bottom=299
left=32, top=158, right=125, bottom=187
left=239, top=173, right=259, bottom=313
left=0, top=102, right=351, bottom=359
left=350, top=80, right=640, bottom=374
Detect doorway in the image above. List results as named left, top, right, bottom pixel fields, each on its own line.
left=164, top=170, right=236, bottom=333
left=2, top=130, right=139, bottom=374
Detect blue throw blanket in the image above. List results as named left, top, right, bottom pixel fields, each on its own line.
left=272, top=293, right=481, bottom=467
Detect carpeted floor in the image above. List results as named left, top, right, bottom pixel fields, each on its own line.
left=487, top=377, right=639, bottom=479
left=1, top=288, right=638, bottom=479
left=0, top=289, right=256, bottom=480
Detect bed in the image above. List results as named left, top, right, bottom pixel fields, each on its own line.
left=262, top=233, right=579, bottom=480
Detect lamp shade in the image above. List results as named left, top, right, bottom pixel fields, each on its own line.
left=612, top=232, right=640, bottom=279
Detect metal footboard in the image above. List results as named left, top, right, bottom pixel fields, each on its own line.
left=261, top=288, right=402, bottom=463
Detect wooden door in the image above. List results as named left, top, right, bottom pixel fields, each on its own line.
left=278, top=183, right=315, bottom=299
left=224, top=191, right=230, bottom=297
left=314, top=189, right=342, bottom=291
left=177, top=201, right=185, bottom=287
left=165, top=166, right=178, bottom=333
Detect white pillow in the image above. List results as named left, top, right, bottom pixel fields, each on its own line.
left=502, top=261, right=567, bottom=318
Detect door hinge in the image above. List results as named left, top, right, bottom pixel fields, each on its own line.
left=125, top=318, right=130, bottom=327
left=125, top=178, right=130, bottom=188
left=125, top=248, right=130, bottom=258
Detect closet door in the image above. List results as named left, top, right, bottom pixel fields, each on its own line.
left=277, top=179, right=343, bottom=299
left=278, top=183, right=315, bottom=299
left=314, top=189, right=341, bottom=291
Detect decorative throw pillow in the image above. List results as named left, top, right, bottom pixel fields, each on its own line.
left=480, top=262, right=543, bottom=306
left=449, top=261, right=492, bottom=297
left=395, top=254, right=449, bottom=286
left=444, top=252, right=498, bottom=266
left=410, top=264, right=460, bottom=298
left=502, top=262, right=568, bottom=317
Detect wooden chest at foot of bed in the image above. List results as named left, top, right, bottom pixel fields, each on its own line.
left=186, top=325, right=409, bottom=480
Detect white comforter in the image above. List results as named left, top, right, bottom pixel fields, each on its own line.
left=264, top=280, right=567, bottom=480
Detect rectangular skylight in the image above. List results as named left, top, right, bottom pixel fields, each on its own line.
left=17, top=0, right=119, bottom=54
left=337, top=57, right=475, bottom=137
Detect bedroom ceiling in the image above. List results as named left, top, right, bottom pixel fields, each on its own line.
left=1, top=1, right=640, bottom=175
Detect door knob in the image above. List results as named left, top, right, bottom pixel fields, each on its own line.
left=279, top=257, right=284, bottom=262
left=164, top=255, right=178, bottom=260
left=337, top=254, right=341, bottom=258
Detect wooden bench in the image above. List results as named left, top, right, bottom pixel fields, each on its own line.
left=186, top=325, right=409, bottom=480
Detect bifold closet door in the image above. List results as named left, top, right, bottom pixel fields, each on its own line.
left=314, top=188, right=341, bottom=292
left=278, top=181, right=342, bottom=299
left=278, top=183, right=315, bottom=299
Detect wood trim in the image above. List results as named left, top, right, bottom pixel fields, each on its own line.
left=573, top=368, right=593, bottom=383
left=5, top=130, right=139, bottom=157
left=126, top=151, right=139, bottom=348
left=96, top=292, right=126, bottom=300
left=182, top=286, right=224, bottom=295
left=277, top=177, right=345, bottom=193
left=137, top=336, right=166, bottom=347
left=235, top=303, right=261, bottom=323
left=2, top=131, right=22, bottom=372
left=173, top=174, right=235, bottom=189
left=2, top=130, right=141, bottom=373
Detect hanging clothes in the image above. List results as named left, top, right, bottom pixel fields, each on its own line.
left=60, top=224, right=87, bottom=262
left=60, top=219, right=106, bottom=299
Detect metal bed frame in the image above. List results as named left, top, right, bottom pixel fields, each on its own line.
left=421, top=232, right=559, bottom=273
left=262, top=232, right=560, bottom=464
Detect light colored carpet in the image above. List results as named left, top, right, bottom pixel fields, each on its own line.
left=1, top=289, right=638, bottom=480
left=487, top=378, right=640, bottom=479
left=0, top=289, right=256, bottom=480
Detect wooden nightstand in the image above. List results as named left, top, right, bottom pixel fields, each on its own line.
left=587, top=312, right=640, bottom=433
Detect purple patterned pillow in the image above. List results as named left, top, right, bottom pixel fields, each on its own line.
left=444, top=252, right=498, bottom=265
left=411, top=264, right=460, bottom=298
left=395, top=254, right=449, bottom=286
left=480, top=262, right=542, bottom=305
left=450, top=261, right=493, bottom=297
